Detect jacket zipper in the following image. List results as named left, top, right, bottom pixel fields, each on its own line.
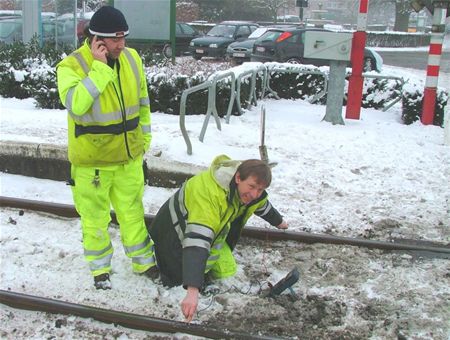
left=113, top=60, right=132, bottom=159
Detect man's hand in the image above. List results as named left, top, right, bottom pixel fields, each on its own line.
left=91, top=35, right=108, bottom=64
left=277, top=219, right=288, bottom=229
left=181, top=286, right=199, bottom=323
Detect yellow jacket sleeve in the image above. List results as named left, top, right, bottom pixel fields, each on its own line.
left=137, top=58, right=152, bottom=152
left=57, top=58, right=115, bottom=116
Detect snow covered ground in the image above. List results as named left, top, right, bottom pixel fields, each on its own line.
left=0, top=55, right=449, bottom=338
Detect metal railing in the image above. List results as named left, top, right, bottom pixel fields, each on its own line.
left=233, top=64, right=267, bottom=118
left=179, top=64, right=405, bottom=155
left=361, top=74, right=405, bottom=112
left=179, top=71, right=235, bottom=155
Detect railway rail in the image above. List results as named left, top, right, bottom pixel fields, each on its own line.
left=0, top=290, right=278, bottom=339
left=1, top=196, right=449, bottom=338
left=1, top=196, right=449, bottom=255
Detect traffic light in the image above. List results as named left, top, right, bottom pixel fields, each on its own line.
left=410, top=0, right=450, bottom=16
left=410, top=0, right=434, bottom=12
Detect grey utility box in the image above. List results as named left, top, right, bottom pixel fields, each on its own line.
left=304, top=31, right=352, bottom=61
left=304, top=31, right=354, bottom=125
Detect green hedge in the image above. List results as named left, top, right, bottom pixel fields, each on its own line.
left=0, top=39, right=447, bottom=127
left=401, top=83, right=448, bottom=126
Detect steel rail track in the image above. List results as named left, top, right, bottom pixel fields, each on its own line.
left=1, top=196, right=449, bottom=254
left=0, top=290, right=277, bottom=339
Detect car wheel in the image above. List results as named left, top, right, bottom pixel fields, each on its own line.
left=363, top=57, right=375, bottom=72
left=286, top=57, right=301, bottom=64
left=193, top=55, right=202, bottom=61
left=163, top=44, right=172, bottom=59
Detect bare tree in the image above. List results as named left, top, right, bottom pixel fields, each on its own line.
left=370, top=0, right=413, bottom=31
left=251, top=0, right=291, bottom=22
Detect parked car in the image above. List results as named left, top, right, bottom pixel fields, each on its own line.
left=189, top=21, right=259, bottom=60
left=251, top=27, right=383, bottom=72
left=0, top=18, right=21, bottom=44
left=77, top=20, right=201, bottom=56
left=226, top=26, right=299, bottom=65
left=225, top=27, right=271, bottom=64
left=162, top=22, right=202, bottom=58
left=0, top=18, right=74, bottom=46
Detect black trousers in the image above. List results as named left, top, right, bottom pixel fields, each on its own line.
left=147, top=199, right=183, bottom=287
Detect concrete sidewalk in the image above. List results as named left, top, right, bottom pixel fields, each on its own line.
left=0, top=141, right=205, bottom=188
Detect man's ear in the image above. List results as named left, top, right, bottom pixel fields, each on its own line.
left=235, top=172, right=241, bottom=184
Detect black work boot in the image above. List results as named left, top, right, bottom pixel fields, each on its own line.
left=94, top=273, right=112, bottom=290
left=142, top=265, right=159, bottom=281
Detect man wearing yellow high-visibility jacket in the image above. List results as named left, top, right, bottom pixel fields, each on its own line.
left=148, top=155, right=288, bottom=322
left=57, top=6, right=157, bottom=290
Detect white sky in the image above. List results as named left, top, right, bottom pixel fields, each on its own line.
left=0, top=56, right=449, bottom=338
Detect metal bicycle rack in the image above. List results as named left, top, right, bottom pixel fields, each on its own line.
left=361, top=74, right=405, bottom=112
left=178, top=64, right=405, bottom=155
left=232, top=65, right=268, bottom=118
left=179, top=71, right=235, bottom=155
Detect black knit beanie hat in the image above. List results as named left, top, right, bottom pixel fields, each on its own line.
left=89, top=6, right=129, bottom=38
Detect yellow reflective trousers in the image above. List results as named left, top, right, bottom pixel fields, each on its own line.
left=71, top=156, right=155, bottom=276
left=209, top=242, right=237, bottom=279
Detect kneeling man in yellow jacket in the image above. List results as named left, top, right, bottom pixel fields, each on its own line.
left=148, top=155, right=288, bottom=322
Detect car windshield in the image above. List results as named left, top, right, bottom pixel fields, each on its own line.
left=207, top=24, right=236, bottom=38
left=0, top=21, right=19, bottom=38
left=248, top=27, right=268, bottom=39
left=255, top=30, right=283, bottom=43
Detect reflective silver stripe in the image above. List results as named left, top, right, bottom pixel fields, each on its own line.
left=169, top=194, right=185, bottom=242
left=89, top=253, right=113, bottom=270
left=185, top=223, right=214, bottom=241
left=69, top=110, right=121, bottom=123
left=69, top=105, right=139, bottom=124
left=207, top=254, right=220, bottom=262
left=212, top=242, right=223, bottom=250
left=89, top=28, right=129, bottom=37
left=132, top=255, right=156, bottom=265
left=140, top=97, right=150, bottom=106
left=72, top=52, right=89, bottom=73
left=177, top=183, right=187, bottom=217
left=141, top=124, right=151, bottom=134
left=84, top=242, right=112, bottom=256
left=81, top=77, right=100, bottom=99
left=123, top=48, right=140, bottom=98
left=182, top=238, right=211, bottom=251
left=205, top=263, right=213, bottom=270
left=92, top=97, right=102, bottom=116
left=256, top=201, right=272, bottom=217
left=168, top=194, right=178, bottom=226
left=71, top=52, right=103, bottom=116
left=124, top=236, right=151, bottom=254
left=175, top=225, right=184, bottom=243
left=125, top=105, right=141, bottom=116
left=65, top=87, right=75, bottom=112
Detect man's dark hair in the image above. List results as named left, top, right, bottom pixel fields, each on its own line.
left=236, top=159, right=272, bottom=187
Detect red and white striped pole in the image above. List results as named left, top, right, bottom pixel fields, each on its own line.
left=421, top=4, right=447, bottom=125
left=345, top=0, right=369, bottom=120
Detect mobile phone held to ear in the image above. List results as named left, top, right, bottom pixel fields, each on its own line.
left=90, top=35, right=104, bottom=45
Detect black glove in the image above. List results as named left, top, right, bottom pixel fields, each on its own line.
left=143, top=160, right=150, bottom=186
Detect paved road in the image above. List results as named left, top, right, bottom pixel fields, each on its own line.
left=377, top=50, right=450, bottom=73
